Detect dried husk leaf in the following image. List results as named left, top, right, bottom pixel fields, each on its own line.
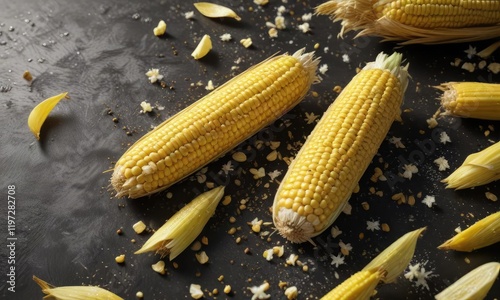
left=135, top=186, right=225, bottom=260
left=33, top=276, right=123, bottom=300
left=194, top=2, right=241, bottom=21
left=191, top=34, right=212, bottom=60
left=28, top=92, right=69, bottom=140
left=438, top=211, right=500, bottom=252
left=363, top=227, right=425, bottom=283
left=435, top=262, right=500, bottom=300
left=442, top=141, right=500, bottom=190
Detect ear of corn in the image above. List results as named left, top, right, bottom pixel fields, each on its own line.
left=135, top=186, right=224, bottom=260
left=442, top=141, right=500, bottom=190
left=316, top=0, right=500, bottom=44
left=435, top=262, right=500, bottom=300
left=272, top=52, right=409, bottom=243
left=320, top=269, right=383, bottom=300
left=437, top=82, right=500, bottom=120
left=111, top=49, right=319, bottom=198
left=33, top=276, right=123, bottom=300
left=363, top=227, right=425, bottom=283
left=438, top=211, right=500, bottom=252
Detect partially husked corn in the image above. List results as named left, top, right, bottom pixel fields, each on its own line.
left=438, top=211, right=500, bottom=252
left=321, top=269, right=383, bottom=300
left=443, top=141, right=500, bottom=190
left=316, top=0, right=500, bottom=44
left=437, top=82, right=500, bottom=120
left=272, top=52, right=409, bottom=243
left=111, top=49, right=319, bottom=198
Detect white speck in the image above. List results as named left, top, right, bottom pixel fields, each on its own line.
left=275, top=16, right=286, bottom=29
left=248, top=282, right=271, bottom=300
left=265, top=21, right=276, bottom=28
left=301, top=13, right=312, bottom=21
left=434, top=157, right=450, bottom=171
left=339, top=240, right=352, bottom=252
left=454, top=226, right=462, bottom=233
left=267, top=169, right=282, bottom=180
left=140, top=101, right=153, bottom=113
left=145, top=68, right=163, bottom=83
left=342, top=54, right=350, bottom=63
left=331, top=226, right=342, bottom=238
left=440, top=131, right=451, bottom=144
left=184, top=11, right=194, bottom=19
left=422, top=195, right=436, bottom=208
left=205, top=80, right=215, bottom=90
left=366, top=220, right=380, bottom=231
left=277, top=5, right=286, bottom=15
left=402, top=164, right=418, bottom=179
left=464, top=45, right=476, bottom=59
left=220, top=33, right=232, bottom=42
left=221, top=161, right=234, bottom=175
left=389, top=136, right=405, bottom=148
left=404, top=261, right=435, bottom=290
left=304, top=112, right=319, bottom=124
left=330, top=253, right=345, bottom=268
left=323, top=47, right=329, bottom=53
left=319, top=64, right=328, bottom=74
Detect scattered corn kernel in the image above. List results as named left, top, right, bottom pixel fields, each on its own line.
left=115, top=254, right=125, bottom=264
left=132, top=221, right=147, bottom=234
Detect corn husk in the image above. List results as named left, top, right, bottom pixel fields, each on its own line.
left=477, top=40, right=500, bottom=59
left=27, top=92, right=69, bottom=140
left=363, top=227, right=425, bottom=283
left=315, top=0, right=500, bottom=44
left=442, top=141, right=500, bottom=190
left=191, top=34, right=212, bottom=59
left=194, top=2, right=241, bottom=21
left=33, top=276, right=123, bottom=300
left=438, top=211, right=500, bottom=252
left=135, top=186, right=224, bottom=260
left=435, top=262, right=500, bottom=300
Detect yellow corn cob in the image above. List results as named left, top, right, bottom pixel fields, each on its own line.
left=316, top=0, right=500, bottom=44
left=111, top=49, right=319, bottom=198
left=33, top=276, right=123, bottom=300
left=273, top=52, right=409, bottom=243
left=437, top=82, right=500, bottom=120
left=442, top=141, right=500, bottom=190
left=435, top=262, right=500, bottom=300
left=438, top=211, right=500, bottom=252
left=321, top=269, right=383, bottom=300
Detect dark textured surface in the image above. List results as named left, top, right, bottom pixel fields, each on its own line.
left=0, top=0, right=499, bottom=299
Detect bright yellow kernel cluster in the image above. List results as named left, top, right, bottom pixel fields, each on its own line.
left=275, top=68, right=402, bottom=234
left=112, top=55, right=310, bottom=198
left=321, top=269, right=382, bottom=300
left=376, top=0, right=500, bottom=28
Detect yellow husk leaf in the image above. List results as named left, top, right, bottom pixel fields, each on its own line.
left=363, top=227, right=425, bottom=283
left=435, top=262, right=500, bottom=300
left=477, top=40, right=500, bottom=59
left=135, top=186, right=225, bottom=260
left=27, top=92, right=69, bottom=140
left=191, top=34, right=212, bottom=59
left=438, top=211, right=500, bottom=252
left=442, top=141, right=500, bottom=190
left=33, top=276, right=123, bottom=300
left=194, top=2, right=241, bottom=21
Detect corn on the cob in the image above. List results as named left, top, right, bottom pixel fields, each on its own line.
left=438, top=211, right=500, bottom=252
left=111, top=49, right=319, bottom=198
left=33, top=276, right=123, bottom=300
left=435, top=262, right=500, bottom=300
left=135, top=186, right=224, bottom=260
left=437, top=82, right=500, bottom=120
left=321, top=228, right=424, bottom=299
left=321, top=269, right=383, bottom=300
left=442, top=141, right=500, bottom=190
left=316, top=0, right=500, bottom=44
left=272, top=52, right=409, bottom=243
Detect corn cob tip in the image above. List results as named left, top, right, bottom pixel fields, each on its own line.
left=365, top=52, right=409, bottom=94
left=291, top=47, right=322, bottom=85
left=274, top=207, right=316, bottom=244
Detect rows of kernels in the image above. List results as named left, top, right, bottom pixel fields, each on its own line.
left=275, top=69, right=402, bottom=233
left=321, top=270, right=381, bottom=300
left=377, top=0, right=500, bottom=28
left=113, top=55, right=310, bottom=197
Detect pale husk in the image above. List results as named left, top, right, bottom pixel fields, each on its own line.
left=33, top=276, right=123, bottom=300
